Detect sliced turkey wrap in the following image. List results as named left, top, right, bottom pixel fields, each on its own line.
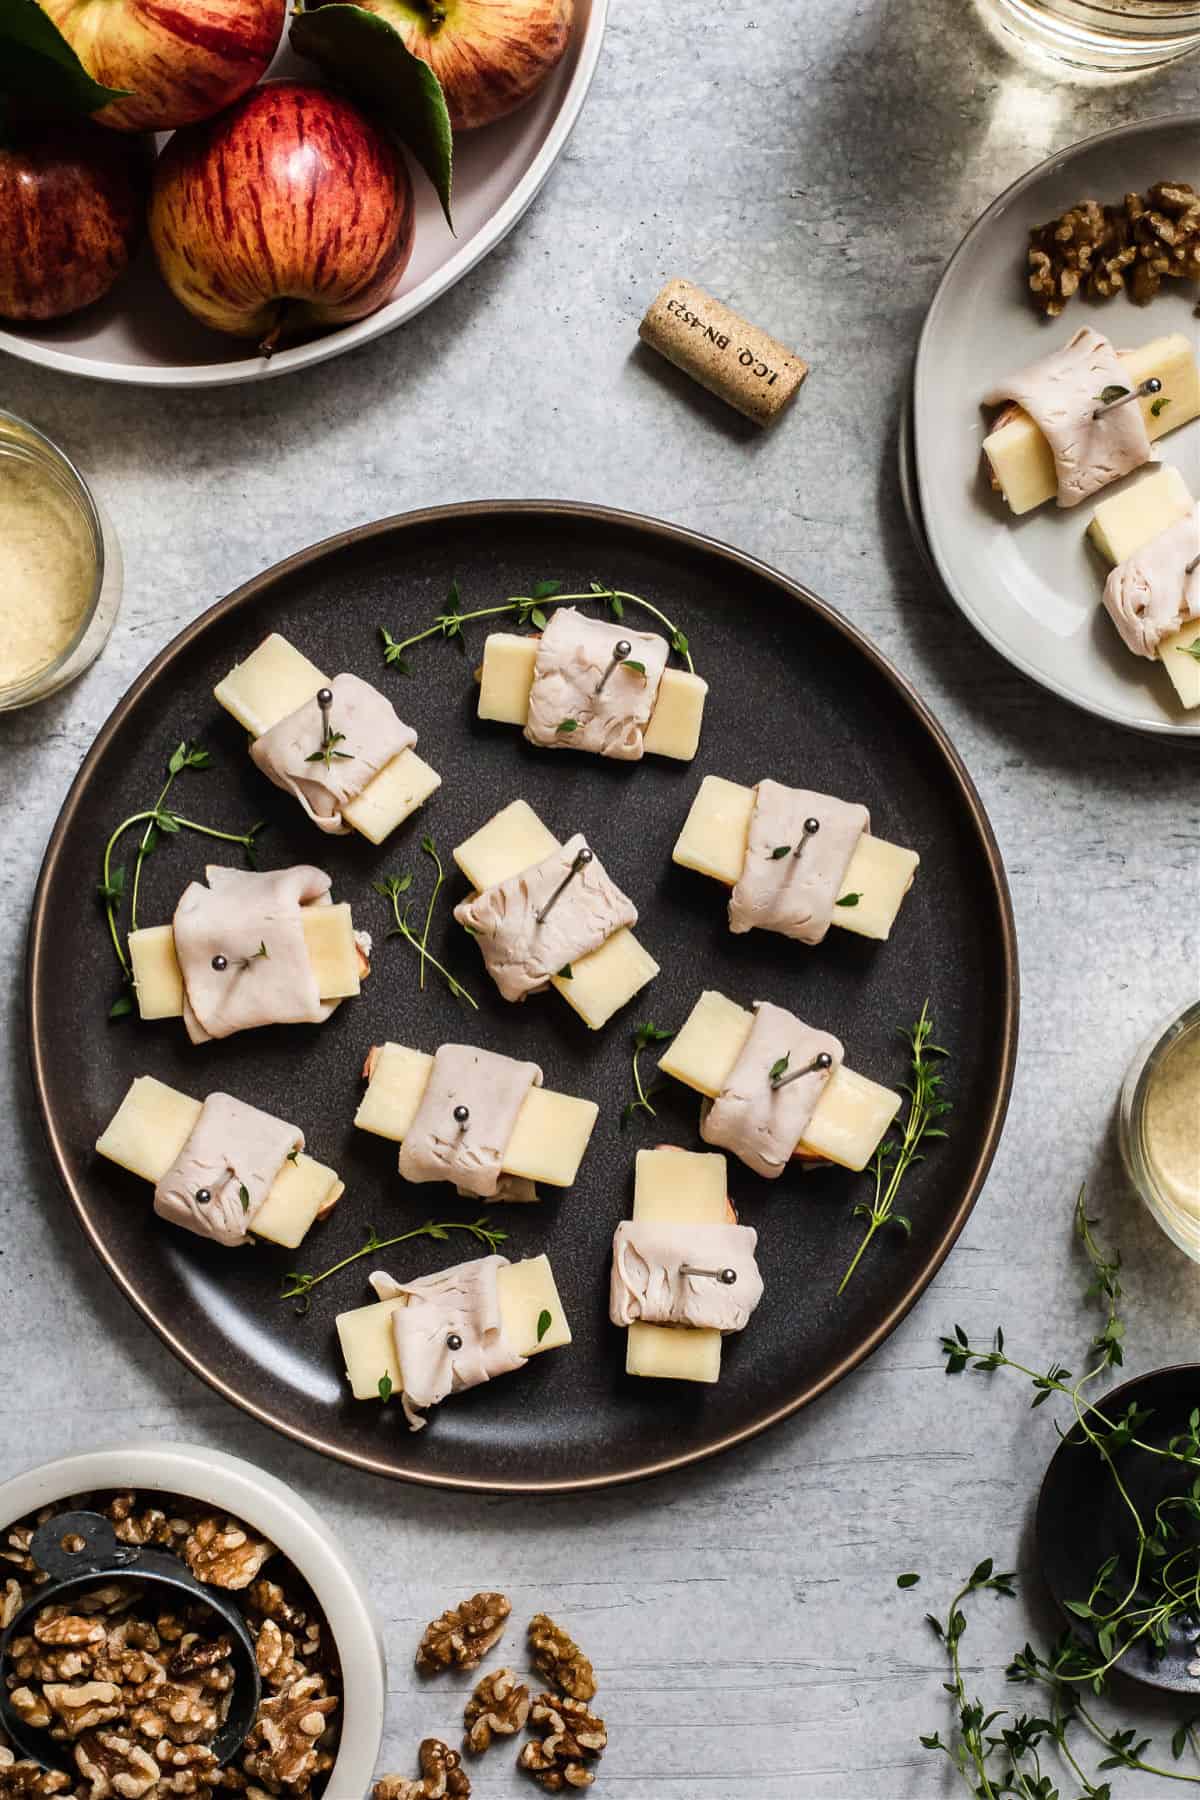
left=173, top=865, right=335, bottom=1045
left=153, top=1092, right=302, bottom=1247
left=454, top=833, right=637, bottom=1002
left=701, top=1001, right=843, bottom=1179
left=249, top=672, right=417, bottom=834
left=398, top=1044, right=543, bottom=1198
left=1103, top=505, right=1200, bottom=658
left=524, top=607, right=669, bottom=761
left=609, top=1221, right=763, bottom=1331
left=370, top=1256, right=524, bottom=1432
left=983, top=326, right=1151, bottom=508
left=729, top=781, right=868, bottom=946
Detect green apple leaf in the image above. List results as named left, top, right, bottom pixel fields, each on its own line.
left=0, top=0, right=131, bottom=121
left=290, top=2, right=454, bottom=231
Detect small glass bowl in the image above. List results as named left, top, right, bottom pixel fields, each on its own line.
left=0, top=410, right=122, bottom=712
left=1120, top=1000, right=1200, bottom=1261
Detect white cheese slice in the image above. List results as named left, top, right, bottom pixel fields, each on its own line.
left=454, top=799, right=562, bottom=891
left=96, top=1075, right=340, bottom=1247
left=625, top=1146, right=729, bottom=1382
left=984, top=335, right=1200, bottom=516
left=477, top=633, right=707, bottom=760
left=1164, top=621, right=1200, bottom=708
left=214, top=633, right=327, bottom=737
left=340, top=748, right=442, bottom=845
left=836, top=836, right=920, bottom=942
left=1087, top=464, right=1194, bottom=566
left=551, top=928, right=659, bottom=1031
left=129, top=903, right=361, bottom=1021
left=337, top=1255, right=569, bottom=1400
left=626, top=1321, right=722, bottom=1383
left=355, top=1042, right=598, bottom=1187
left=659, top=990, right=900, bottom=1172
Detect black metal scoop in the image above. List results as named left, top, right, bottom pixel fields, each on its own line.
left=0, top=1509, right=262, bottom=1771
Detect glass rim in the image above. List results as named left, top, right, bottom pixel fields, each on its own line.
left=1121, top=999, right=1200, bottom=1252
left=0, top=408, right=105, bottom=708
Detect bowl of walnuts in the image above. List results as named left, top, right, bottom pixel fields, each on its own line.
left=0, top=1441, right=385, bottom=1797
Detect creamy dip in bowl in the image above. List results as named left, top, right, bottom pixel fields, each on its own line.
left=1121, top=1000, right=1200, bottom=1258
left=0, top=411, right=120, bottom=710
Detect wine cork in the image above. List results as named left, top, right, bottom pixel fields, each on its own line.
left=639, top=278, right=808, bottom=427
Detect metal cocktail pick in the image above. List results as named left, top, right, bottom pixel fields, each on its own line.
left=1093, top=376, right=1161, bottom=420
left=793, top=817, right=821, bottom=859
left=681, top=1266, right=738, bottom=1284
left=595, top=640, right=632, bottom=694
left=771, top=1050, right=833, bottom=1091
left=535, top=847, right=593, bottom=923
left=316, top=686, right=334, bottom=747
left=1186, top=552, right=1200, bottom=578
left=453, top=1105, right=470, bottom=1129
left=447, top=1332, right=464, bottom=1350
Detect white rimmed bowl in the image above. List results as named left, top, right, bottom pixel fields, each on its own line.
left=0, top=3, right=607, bottom=389
left=0, top=1441, right=385, bottom=1793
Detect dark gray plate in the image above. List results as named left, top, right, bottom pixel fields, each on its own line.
left=28, top=501, right=1018, bottom=1492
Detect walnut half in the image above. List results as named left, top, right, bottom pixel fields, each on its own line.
left=463, top=1667, right=530, bottom=1753
left=415, top=1593, right=510, bottom=1675
left=517, top=1695, right=607, bottom=1791
left=527, top=1615, right=596, bottom=1703
left=373, top=1738, right=471, bottom=1799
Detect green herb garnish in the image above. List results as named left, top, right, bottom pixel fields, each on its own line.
left=1151, top=395, right=1171, bottom=417
left=837, top=1001, right=950, bottom=1294
left=374, top=857, right=478, bottom=1010
left=769, top=1053, right=790, bottom=1082
left=621, top=1021, right=675, bottom=1127
left=897, top=1573, right=920, bottom=1589
left=304, top=730, right=353, bottom=767
left=379, top=581, right=697, bottom=677
left=282, top=1217, right=507, bottom=1314
left=536, top=1309, right=552, bottom=1344
left=378, top=1373, right=394, bottom=1402
left=622, top=659, right=647, bottom=677
left=557, top=719, right=579, bottom=735
left=557, top=964, right=574, bottom=979
left=239, top=1184, right=250, bottom=1212
left=836, top=893, right=862, bottom=908
left=770, top=844, right=791, bottom=860
left=1178, top=640, right=1200, bottom=662
left=1099, top=384, right=1130, bottom=405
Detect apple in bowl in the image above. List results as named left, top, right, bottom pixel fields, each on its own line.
left=149, top=81, right=416, bottom=352
left=337, top=0, right=574, bottom=131
left=0, top=123, right=150, bottom=321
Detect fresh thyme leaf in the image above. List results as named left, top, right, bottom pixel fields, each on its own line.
left=622, top=659, right=647, bottom=677
left=897, top=1573, right=921, bottom=1589
left=286, top=1147, right=300, bottom=1164
left=1179, top=640, right=1200, bottom=663
left=280, top=1216, right=505, bottom=1312
left=557, top=964, right=574, bottom=979
left=378, top=1373, right=394, bottom=1402
left=239, top=1184, right=250, bottom=1212
left=622, top=1022, right=676, bottom=1125
left=536, top=1309, right=552, bottom=1344
left=532, top=579, right=562, bottom=601
left=530, top=607, right=548, bottom=630
left=379, top=626, right=412, bottom=675
left=108, top=992, right=134, bottom=1020
left=770, top=844, right=791, bottom=859
left=607, top=592, right=625, bottom=619
left=305, top=730, right=353, bottom=767
left=837, top=1000, right=950, bottom=1295
left=557, top=719, right=579, bottom=734
left=1151, top=395, right=1171, bottom=417
left=1099, top=384, right=1130, bottom=405
left=671, top=628, right=690, bottom=656
left=769, top=1053, right=790, bottom=1081
left=97, top=867, right=126, bottom=904
left=836, top=892, right=862, bottom=907
left=154, top=809, right=180, bottom=834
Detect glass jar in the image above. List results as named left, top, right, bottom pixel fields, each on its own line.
left=1120, top=1001, right=1200, bottom=1260
left=977, top=0, right=1200, bottom=71
left=0, top=410, right=122, bottom=712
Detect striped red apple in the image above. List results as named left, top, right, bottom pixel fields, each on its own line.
left=37, top=0, right=286, bottom=132
left=0, top=124, right=150, bottom=321
left=148, top=81, right=416, bottom=352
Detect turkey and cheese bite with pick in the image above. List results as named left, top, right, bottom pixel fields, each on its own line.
left=214, top=633, right=441, bottom=844
left=128, top=864, right=367, bottom=1042
left=97, top=1076, right=343, bottom=1251
left=674, top=776, right=918, bottom=947
left=355, top=1040, right=599, bottom=1200
left=477, top=607, right=708, bottom=762
left=336, top=1252, right=571, bottom=1431
left=453, top=800, right=658, bottom=1030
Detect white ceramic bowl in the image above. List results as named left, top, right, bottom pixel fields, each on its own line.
left=0, top=1441, right=385, bottom=1794
left=0, top=3, right=607, bottom=388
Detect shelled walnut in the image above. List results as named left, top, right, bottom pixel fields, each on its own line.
left=1028, top=180, right=1200, bottom=316
left=182, top=1524, right=273, bottom=1594
left=415, top=1594, right=510, bottom=1675
left=373, top=1739, right=470, bottom=1800
left=527, top=1616, right=595, bottom=1704
left=517, top=1695, right=606, bottom=1791
left=463, top=1667, right=530, bottom=1753
left=242, top=1675, right=336, bottom=1790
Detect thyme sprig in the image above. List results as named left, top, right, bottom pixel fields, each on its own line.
left=99, top=741, right=265, bottom=1018
left=837, top=1001, right=951, bottom=1294
left=380, top=578, right=696, bottom=676
left=304, top=729, right=352, bottom=767
left=281, top=1217, right=507, bottom=1315
left=373, top=842, right=478, bottom=1010
left=620, top=1021, right=675, bottom=1127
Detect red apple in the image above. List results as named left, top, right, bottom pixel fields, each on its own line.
left=37, top=0, right=286, bottom=132
left=0, top=123, right=149, bottom=322
left=341, top=0, right=573, bottom=131
left=149, top=82, right=415, bottom=350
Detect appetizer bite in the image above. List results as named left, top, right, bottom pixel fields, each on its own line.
left=660, top=990, right=902, bottom=1176
left=477, top=607, right=708, bottom=762
left=355, top=1040, right=599, bottom=1199
left=617, top=1147, right=762, bottom=1384
left=981, top=327, right=1200, bottom=515
left=215, top=632, right=441, bottom=843
left=337, top=1252, right=570, bottom=1430
left=674, top=775, right=918, bottom=946
left=452, top=800, right=659, bottom=1029
left=97, top=1076, right=342, bottom=1250
left=129, top=863, right=367, bottom=1042
left=1088, top=465, right=1200, bottom=709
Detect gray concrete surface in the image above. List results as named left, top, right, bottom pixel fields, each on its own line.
left=3, top=1, right=1200, bottom=1793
